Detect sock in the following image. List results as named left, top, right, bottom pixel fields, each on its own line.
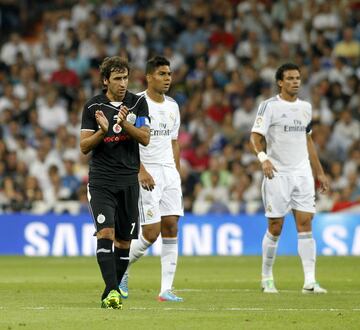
left=160, top=237, right=178, bottom=294
left=114, top=247, right=130, bottom=285
left=298, top=232, right=316, bottom=285
left=96, top=238, right=117, bottom=300
left=262, top=230, right=279, bottom=280
left=129, top=233, right=152, bottom=265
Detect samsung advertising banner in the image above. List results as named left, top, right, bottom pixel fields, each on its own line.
left=0, top=213, right=359, bottom=256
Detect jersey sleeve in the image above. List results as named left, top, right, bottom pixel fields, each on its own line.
left=134, top=96, right=150, bottom=127
left=251, top=101, right=272, bottom=136
left=81, top=103, right=97, bottom=131
left=171, top=104, right=181, bottom=140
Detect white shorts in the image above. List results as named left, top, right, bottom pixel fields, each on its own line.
left=261, top=175, right=315, bottom=218
left=138, top=165, right=184, bottom=225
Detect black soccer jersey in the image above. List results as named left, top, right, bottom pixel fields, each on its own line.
left=81, top=91, right=149, bottom=186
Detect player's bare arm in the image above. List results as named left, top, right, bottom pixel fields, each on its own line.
left=117, top=105, right=150, bottom=146
left=80, top=110, right=109, bottom=154
left=250, top=132, right=277, bottom=179
left=139, top=163, right=155, bottom=191
left=172, top=139, right=181, bottom=175
left=306, top=134, right=330, bottom=193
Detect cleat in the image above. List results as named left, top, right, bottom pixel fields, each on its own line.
left=302, top=282, right=327, bottom=294
left=118, top=272, right=129, bottom=299
left=261, top=279, right=278, bottom=293
left=101, top=290, right=123, bottom=309
left=158, top=290, right=184, bottom=302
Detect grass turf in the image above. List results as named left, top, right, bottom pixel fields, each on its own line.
left=0, top=256, right=359, bottom=329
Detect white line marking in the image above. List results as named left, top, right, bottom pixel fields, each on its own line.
left=129, top=307, right=360, bottom=312
left=0, top=307, right=358, bottom=312
left=177, top=288, right=360, bottom=294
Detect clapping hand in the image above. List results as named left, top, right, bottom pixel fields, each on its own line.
left=117, top=105, right=129, bottom=126
left=95, top=110, right=109, bottom=134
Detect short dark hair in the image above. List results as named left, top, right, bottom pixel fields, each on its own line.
left=275, top=63, right=300, bottom=82
left=99, top=56, right=130, bottom=81
left=146, top=56, right=170, bottom=74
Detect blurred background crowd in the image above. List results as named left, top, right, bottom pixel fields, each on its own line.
left=0, top=0, right=359, bottom=215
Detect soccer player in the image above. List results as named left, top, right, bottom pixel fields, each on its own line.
left=80, top=56, right=150, bottom=309
left=119, top=56, right=184, bottom=302
left=250, top=63, right=330, bottom=294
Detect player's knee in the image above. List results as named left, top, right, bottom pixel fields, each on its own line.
left=142, top=227, right=160, bottom=243
left=97, top=227, right=114, bottom=240
left=296, top=216, right=313, bottom=232
left=268, top=222, right=283, bottom=236
left=115, top=239, right=131, bottom=249
left=297, top=220, right=312, bottom=232
left=161, top=216, right=179, bottom=237
left=162, top=223, right=178, bottom=237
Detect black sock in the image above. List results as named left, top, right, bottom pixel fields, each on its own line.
left=96, top=238, right=117, bottom=300
left=114, top=247, right=130, bottom=284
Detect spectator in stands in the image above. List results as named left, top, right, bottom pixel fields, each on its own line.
left=0, top=32, right=31, bottom=66
left=176, top=18, right=209, bottom=56
left=50, top=53, right=80, bottom=105
left=15, top=134, right=37, bottom=167
left=329, top=161, right=348, bottom=192
left=233, top=95, right=257, bottom=133
left=329, top=109, right=360, bottom=160
left=0, top=83, right=15, bottom=114
left=71, top=0, right=94, bottom=27
left=193, top=171, right=230, bottom=214
left=333, top=27, right=360, bottom=66
left=182, top=141, right=210, bottom=173
left=35, top=45, right=59, bottom=81
left=205, top=88, right=232, bottom=124
left=61, top=153, right=81, bottom=200
left=37, top=87, right=68, bottom=134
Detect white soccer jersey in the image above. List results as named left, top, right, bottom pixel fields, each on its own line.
left=138, top=91, right=180, bottom=167
left=251, top=95, right=312, bottom=175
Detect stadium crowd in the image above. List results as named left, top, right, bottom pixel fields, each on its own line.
left=0, top=0, right=359, bottom=215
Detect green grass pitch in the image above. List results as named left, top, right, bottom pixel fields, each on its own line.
left=0, top=256, right=359, bottom=329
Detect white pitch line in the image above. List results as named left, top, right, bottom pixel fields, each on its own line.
left=129, top=307, right=359, bottom=312
left=0, top=307, right=358, bottom=312
left=177, top=288, right=360, bottom=294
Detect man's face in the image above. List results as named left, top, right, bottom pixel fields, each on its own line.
left=104, top=69, right=129, bottom=101
left=278, top=69, right=301, bottom=96
left=147, top=65, right=172, bottom=94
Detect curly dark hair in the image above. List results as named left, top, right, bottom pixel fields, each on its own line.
left=275, top=63, right=300, bottom=82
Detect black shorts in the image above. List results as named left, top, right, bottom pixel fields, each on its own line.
left=88, top=183, right=139, bottom=240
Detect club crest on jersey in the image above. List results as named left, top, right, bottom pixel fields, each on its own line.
left=97, top=213, right=106, bottom=224
left=113, top=123, right=122, bottom=134
left=147, top=209, right=154, bottom=218
left=254, top=117, right=262, bottom=128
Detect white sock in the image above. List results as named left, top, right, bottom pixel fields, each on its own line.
left=160, top=237, right=178, bottom=294
left=262, top=230, right=279, bottom=280
left=129, top=233, right=152, bottom=266
left=298, top=232, right=316, bottom=285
